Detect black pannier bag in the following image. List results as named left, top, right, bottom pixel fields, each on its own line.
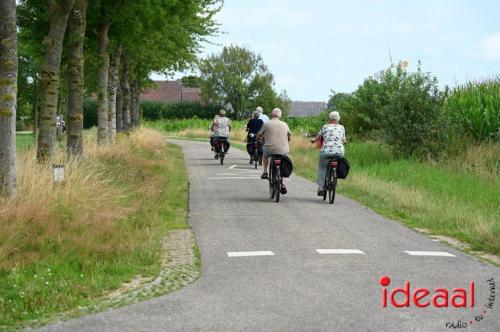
left=276, top=155, right=293, bottom=178
left=335, top=157, right=350, bottom=179
left=214, top=138, right=230, bottom=153
left=246, top=143, right=254, bottom=155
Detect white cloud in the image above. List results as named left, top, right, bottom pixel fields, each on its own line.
left=480, top=33, right=500, bottom=59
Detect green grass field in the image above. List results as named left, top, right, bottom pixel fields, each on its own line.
left=16, top=132, right=35, bottom=152
left=291, top=140, right=499, bottom=255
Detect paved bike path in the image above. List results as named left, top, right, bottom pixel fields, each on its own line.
left=39, top=139, right=499, bottom=331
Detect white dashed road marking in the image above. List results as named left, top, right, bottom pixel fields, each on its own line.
left=404, top=251, right=455, bottom=257
left=229, top=165, right=237, bottom=169
left=316, top=249, right=365, bottom=255
left=227, top=251, right=275, bottom=257
left=208, top=177, right=260, bottom=180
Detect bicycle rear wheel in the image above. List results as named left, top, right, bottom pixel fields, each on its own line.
left=254, top=153, right=258, bottom=169
left=328, top=169, right=337, bottom=204
left=219, top=151, right=224, bottom=165
left=274, top=167, right=281, bottom=202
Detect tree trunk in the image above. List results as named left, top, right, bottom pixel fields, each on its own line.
left=66, top=0, right=87, bottom=157
left=120, top=57, right=131, bottom=131
left=107, top=44, right=122, bottom=143
left=33, top=78, right=39, bottom=138
left=131, top=79, right=140, bottom=127
left=37, top=0, right=74, bottom=160
left=0, top=0, right=17, bottom=197
left=115, top=74, right=123, bottom=132
left=96, top=23, right=110, bottom=144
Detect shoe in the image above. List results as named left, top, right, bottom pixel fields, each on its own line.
left=280, top=185, right=287, bottom=194
left=260, top=173, right=268, bottom=180
left=211, top=147, right=214, bottom=151
left=317, top=190, right=325, bottom=196
left=214, top=154, right=218, bottom=160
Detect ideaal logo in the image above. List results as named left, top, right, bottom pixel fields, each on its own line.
left=379, top=276, right=496, bottom=329
left=379, top=275, right=474, bottom=308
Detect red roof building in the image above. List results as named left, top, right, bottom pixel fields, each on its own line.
left=141, top=80, right=201, bottom=103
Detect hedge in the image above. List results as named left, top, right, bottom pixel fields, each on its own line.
left=141, top=100, right=221, bottom=120
left=83, top=100, right=221, bottom=128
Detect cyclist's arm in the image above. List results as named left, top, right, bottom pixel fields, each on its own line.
left=311, top=131, right=322, bottom=143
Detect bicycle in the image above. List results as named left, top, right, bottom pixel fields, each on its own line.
left=322, top=157, right=338, bottom=204
left=252, top=138, right=263, bottom=169
left=268, top=155, right=283, bottom=202
left=213, top=139, right=228, bottom=165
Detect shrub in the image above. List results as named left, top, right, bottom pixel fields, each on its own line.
left=381, top=66, right=447, bottom=158
left=141, top=101, right=221, bottom=121
left=328, top=68, right=401, bottom=138
left=444, top=78, right=500, bottom=141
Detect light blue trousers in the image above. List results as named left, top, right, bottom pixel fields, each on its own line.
left=317, top=153, right=343, bottom=187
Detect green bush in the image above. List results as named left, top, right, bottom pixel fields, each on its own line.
left=445, top=78, right=500, bottom=141
left=141, top=101, right=220, bottom=121
left=381, top=66, right=447, bottom=158
left=83, top=99, right=98, bottom=129
left=328, top=69, right=401, bottom=139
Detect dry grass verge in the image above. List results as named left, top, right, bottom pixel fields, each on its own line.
left=0, top=128, right=194, bottom=329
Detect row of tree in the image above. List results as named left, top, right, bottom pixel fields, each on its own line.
left=0, top=0, right=221, bottom=198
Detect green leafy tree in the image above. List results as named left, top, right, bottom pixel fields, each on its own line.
left=199, top=45, right=281, bottom=119
left=182, top=75, right=200, bottom=88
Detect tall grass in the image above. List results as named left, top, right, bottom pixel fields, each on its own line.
left=445, top=78, right=500, bottom=141
left=0, top=128, right=190, bottom=328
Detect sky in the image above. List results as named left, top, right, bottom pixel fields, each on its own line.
left=152, top=0, right=500, bottom=102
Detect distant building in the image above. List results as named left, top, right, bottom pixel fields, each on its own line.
left=141, top=80, right=201, bottom=103
left=288, top=101, right=326, bottom=117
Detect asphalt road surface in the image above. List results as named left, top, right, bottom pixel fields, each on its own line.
left=39, top=139, right=499, bottom=332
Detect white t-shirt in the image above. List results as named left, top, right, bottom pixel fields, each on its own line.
left=258, top=113, right=270, bottom=124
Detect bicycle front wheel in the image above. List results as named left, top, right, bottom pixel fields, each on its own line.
left=269, top=166, right=275, bottom=199
left=329, top=169, right=337, bottom=204
left=274, top=167, right=281, bottom=202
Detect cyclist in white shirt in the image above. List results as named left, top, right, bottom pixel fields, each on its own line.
left=212, top=110, right=231, bottom=158
left=256, top=106, right=270, bottom=124
left=314, top=111, right=346, bottom=196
